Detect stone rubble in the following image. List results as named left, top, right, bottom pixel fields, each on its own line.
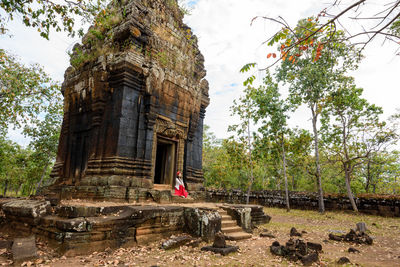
left=269, top=238, right=321, bottom=266
left=161, top=235, right=192, bottom=250
left=200, top=231, right=239, bottom=256
left=290, top=227, right=302, bottom=237
left=337, top=256, right=351, bottom=264
left=329, top=229, right=373, bottom=245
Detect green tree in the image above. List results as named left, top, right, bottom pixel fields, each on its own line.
left=0, top=0, right=108, bottom=39
left=0, top=49, right=63, bottom=195
left=245, top=72, right=293, bottom=211
left=267, top=18, right=361, bottom=213
left=286, top=129, right=313, bottom=191
left=321, top=85, right=398, bottom=211
left=361, top=151, right=400, bottom=194
left=0, top=49, right=61, bottom=131
left=229, top=87, right=256, bottom=204
left=0, top=136, right=28, bottom=196
left=23, top=101, right=62, bottom=193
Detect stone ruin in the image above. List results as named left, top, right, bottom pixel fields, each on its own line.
left=43, top=0, right=209, bottom=203
left=0, top=1, right=272, bottom=258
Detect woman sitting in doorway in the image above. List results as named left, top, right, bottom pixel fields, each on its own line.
left=174, top=171, right=188, bottom=198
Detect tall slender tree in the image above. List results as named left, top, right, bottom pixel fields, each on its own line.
left=267, top=17, right=361, bottom=213
left=246, top=73, right=293, bottom=211
left=229, top=86, right=256, bottom=204
left=321, top=84, right=398, bottom=211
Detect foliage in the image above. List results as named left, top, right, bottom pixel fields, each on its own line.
left=252, top=0, right=400, bottom=64
left=320, top=83, right=398, bottom=211
left=203, top=14, right=400, bottom=204
left=266, top=17, right=361, bottom=213
left=0, top=49, right=61, bottom=131
left=0, top=100, right=61, bottom=196
left=240, top=72, right=293, bottom=210
left=0, top=49, right=62, bottom=195
left=229, top=85, right=257, bottom=203
left=167, top=0, right=192, bottom=16
left=0, top=0, right=108, bottom=39
left=391, top=18, right=400, bottom=37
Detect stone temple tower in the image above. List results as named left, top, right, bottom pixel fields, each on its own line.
left=44, top=0, right=209, bottom=202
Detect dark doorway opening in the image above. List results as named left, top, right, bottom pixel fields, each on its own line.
left=154, top=138, right=176, bottom=186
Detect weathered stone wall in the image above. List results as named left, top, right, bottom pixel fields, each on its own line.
left=206, top=189, right=400, bottom=217
left=46, top=0, right=209, bottom=200
left=0, top=200, right=221, bottom=255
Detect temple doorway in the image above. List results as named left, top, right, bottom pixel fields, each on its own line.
left=154, top=137, right=176, bottom=187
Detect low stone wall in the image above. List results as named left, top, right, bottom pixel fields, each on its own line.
left=206, top=189, right=400, bottom=217
left=0, top=200, right=221, bottom=255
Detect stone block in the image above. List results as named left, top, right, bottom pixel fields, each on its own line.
left=104, top=186, right=127, bottom=200
left=57, top=205, right=99, bottom=218
left=2, top=200, right=50, bottom=225
left=56, top=217, right=88, bottom=232
left=186, top=182, right=203, bottom=191
left=201, top=245, right=239, bottom=256
left=301, top=252, right=319, bottom=266
left=161, top=235, right=192, bottom=250
left=0, top=240, right=12, bottom=249
left=12, top=236, right=37, bottom=262
left=141, top=178, right=153, bottom=189
left=98, top=176, right=109, bottom=186
left=129, top=177, right=141, bottom=188
left=158, top=190, right=172, bottom=204
left=184, top=208, right=221, bottom=242
left=356, top=222, right=367, bottom=233
left=213, top=232, right=226, bottom=248
left=224, top=206, right=252, bottom=233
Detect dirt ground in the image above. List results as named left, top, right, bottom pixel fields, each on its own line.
left=1, top=207, right=400, bottom=267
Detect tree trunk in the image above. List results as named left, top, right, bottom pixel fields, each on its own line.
left=35, top=162, right=50, bottom=194
left=365, top=159, right=371, bottom=193
left=345, top=167, right=358, bottom=212
left=245, top=117, right=254, bottom=205
left=276, top=170, right=281, bottom=190
left=281, top=136, right=290, bottom=212
left=311, top=108, right=325, bottom=213
left=16, top=183, right=23, bottom=196
left=3, top=180, right=8, bottom=197
left=292, top=173, right=295, bottom=191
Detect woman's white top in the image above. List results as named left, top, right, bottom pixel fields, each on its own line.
left=175, top=177, right=184, bottom=190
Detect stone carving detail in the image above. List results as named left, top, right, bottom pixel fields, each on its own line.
left=155, top=118, right=186, bottom=139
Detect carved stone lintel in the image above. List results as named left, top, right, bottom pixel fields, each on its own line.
left=155, top=118, right=187, bottom=139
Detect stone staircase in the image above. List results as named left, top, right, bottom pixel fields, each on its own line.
left=218, top=209, right=252, bottom=241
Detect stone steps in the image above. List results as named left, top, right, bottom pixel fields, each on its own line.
left=221, top=215, right=231, bottom=220
left=218, top=209, right=252, bottom=241
left=224, top=232, right=252, bottom=241
left=221, top=226, right=242, bottom=233
left=221, top=220, right=237, bottom=228
left=171, top=195, right=195, bottom=203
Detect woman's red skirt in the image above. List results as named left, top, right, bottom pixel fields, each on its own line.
left=174, top=185, right=188, bottom=198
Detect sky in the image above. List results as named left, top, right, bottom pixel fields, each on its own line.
left=1, top=0, right=399, bottom=144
